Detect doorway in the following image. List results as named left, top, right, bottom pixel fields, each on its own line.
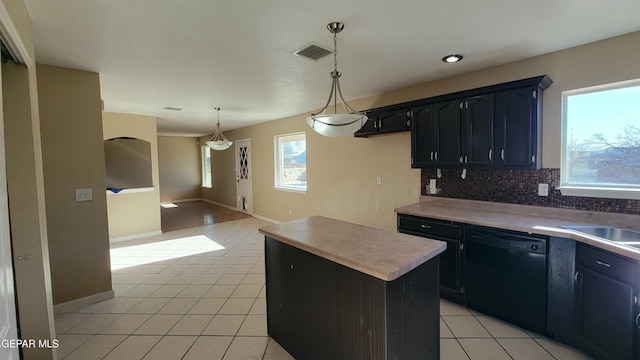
left=235, top=138, right=253, bottom=214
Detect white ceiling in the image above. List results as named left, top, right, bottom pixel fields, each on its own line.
left=23, top=0, right=640, bottom=136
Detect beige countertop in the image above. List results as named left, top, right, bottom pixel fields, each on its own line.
left=395, top=197, right=640, bottom=261
left=258, top=216, right=446, bottom=281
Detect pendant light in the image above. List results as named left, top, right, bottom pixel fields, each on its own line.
left=205, top=107, right=233, bottom=150
left=305, top=22, right=368, bottom=137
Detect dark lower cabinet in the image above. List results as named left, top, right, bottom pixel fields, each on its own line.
left=575, top=244, right=640, bottom=360
left=397, top=214, right=464, bottom=303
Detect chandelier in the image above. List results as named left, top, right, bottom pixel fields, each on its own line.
left=205, top=107, right=233, bottom=150
left=305, top=22, right=368, bottom=137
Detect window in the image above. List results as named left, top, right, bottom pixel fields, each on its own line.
left=201, top=146, right=212, bottom=188
left=561, top=79, right=640, bottom=199
left=274, top=132, right=307, bottom=192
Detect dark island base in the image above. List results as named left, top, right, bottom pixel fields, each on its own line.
left=265, top=236, right=440, bottom=360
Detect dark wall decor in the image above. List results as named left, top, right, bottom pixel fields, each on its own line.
left=421, top=168, right=640, bottom=215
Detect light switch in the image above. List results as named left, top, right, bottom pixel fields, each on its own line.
left=75, top=188, right=93, bottom=202
left=376, top=176, right=382, bottom=185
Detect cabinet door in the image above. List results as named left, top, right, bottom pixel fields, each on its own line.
left=434, top=100, right=462, bottom=167
left=439, top=238, right=464, bottom=303
left=378, top=109, right=410, bottom=134
left=354, top=113, right=379, bottom=137
left=495, top=87, right=538, bottom=168
left=463, top=94, right=494, bottom=167
left=576, top=265, right=636, bottom=360
left=411, top=105, right=436, bottom=167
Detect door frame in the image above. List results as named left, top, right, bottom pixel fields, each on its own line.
left=235, top=138, right=253, bottom=214
left=0, top=38, right=19, bottom=360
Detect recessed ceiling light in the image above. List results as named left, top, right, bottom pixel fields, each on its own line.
left=442, top=54, right=463, bottom=63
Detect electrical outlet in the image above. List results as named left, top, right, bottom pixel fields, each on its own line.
left=376, top=176, right=382, bottom=185
left=538, top=183, right=549, bottom=197
left=75, top=188, right=93, bottom=202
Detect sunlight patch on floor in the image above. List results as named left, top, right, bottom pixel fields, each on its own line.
left=110, top=235, right=225, bottom=270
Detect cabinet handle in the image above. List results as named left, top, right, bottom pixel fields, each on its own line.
left=373, top=120, right=377, bottom=129
left=460, top=156, right=464, bottom=164
left=595, top=260, right=611, bottom=268
left=406, top=119, right=411, bottom=127
left=531, top=154, right=536, bottom=164
left=636, top=314, right=640, bottom=330
left=431, top=152, right=434, bottom=161
left=378, top=119, right=383, bottom=129
left=574, top=271, right=581, bottom=285
left=488, top=149, right=492, bottom=161
left=420, top=224, right=432, bottom=229
left=435, top=152, right=438, bottom=161
left=465, top=156, right=468, bottom=164
left=501, top=148, right=505, bottom=161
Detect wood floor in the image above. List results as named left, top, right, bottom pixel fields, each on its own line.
left=160, top=200, right=252, bottom=232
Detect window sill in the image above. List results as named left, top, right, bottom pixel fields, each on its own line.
left=274, top=186, right=307, bottom=194
left=558, top=186, right=640, bottom=200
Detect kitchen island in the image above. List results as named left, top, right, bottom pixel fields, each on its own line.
left=259, top=216, right=446, bottom=360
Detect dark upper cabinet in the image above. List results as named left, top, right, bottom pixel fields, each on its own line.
left=411, top=105, right=436, bottom=166
left=409, top=75, right=551, bottom=169
left=354, top=113, right=379, bottom=137
left=378, top=109, right=411, bottom=134
left=412, top=101, right=461, bottom=167
left=434, top=100, right=462, bottom=167
left=354, top=109, right=411, bottom=137
left=462, top=94, right=494, bottom=167
left=495, top=86, right=540, bottom=169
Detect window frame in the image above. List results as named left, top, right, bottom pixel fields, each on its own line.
left=559, top=78, right=640, bottom=200
left=201, top=145, right=212, bottom=188
left=274, top=131, right=307, bottom=193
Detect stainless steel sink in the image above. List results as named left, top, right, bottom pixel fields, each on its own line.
left=560, top=225, right=640, bottom=249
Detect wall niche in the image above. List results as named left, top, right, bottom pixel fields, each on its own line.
left=104, top=137, right=153, bottom=190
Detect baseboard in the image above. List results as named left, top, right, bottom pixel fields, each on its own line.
left=199, top=198, right=280, bottom=224
left=200, top=198, right=238, bottom=211
left=161, top=198, right=201, bottom=204
left=251, top=213, right=280, bottom=224
left=53, top=289, right=115, bottom=313
left=110, top=230, right=162, bottom=243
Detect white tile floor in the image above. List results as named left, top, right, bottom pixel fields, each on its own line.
left=54, top=217, right=593, bottom=359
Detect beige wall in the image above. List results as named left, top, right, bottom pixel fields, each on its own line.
left=103, top=112, right=161, bottom=240
left=2, top=0, right=57, bottom=358
left=202, top=30, right=640, bottom=232
left=37, top=64, right=112, bottom=305
left=158, top=136, right=201, bottom=202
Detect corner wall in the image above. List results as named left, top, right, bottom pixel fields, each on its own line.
left=37, top=64, right=112, bottom=305
left=157, top=136, right=201, bottom=202
left=103, top=112, right=161, bottom=240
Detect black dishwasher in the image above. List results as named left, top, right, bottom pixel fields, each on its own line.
left=465, top=225, right=548, bottom=335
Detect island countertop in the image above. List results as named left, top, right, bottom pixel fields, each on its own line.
left=258, top=215, right=446, bottom=281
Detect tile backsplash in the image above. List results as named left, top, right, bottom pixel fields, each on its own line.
left=421, top=168, right=640, bottom=215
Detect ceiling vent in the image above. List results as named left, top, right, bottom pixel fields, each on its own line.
left=163, top=106, right=182, bottom=111
left=294, top=43, right=332, bottom=61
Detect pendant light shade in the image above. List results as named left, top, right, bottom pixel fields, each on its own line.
left=306, top=22, right=368, bottom=137
left=205, top=107, right=233, bottom=150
